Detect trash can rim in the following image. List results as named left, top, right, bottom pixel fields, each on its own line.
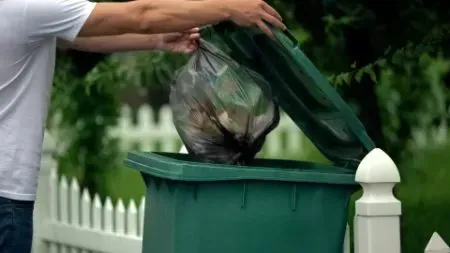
left=125, top=151, right=358, bottom=185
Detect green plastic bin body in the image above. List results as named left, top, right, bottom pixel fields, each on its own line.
left=125, top=24, right=377, bottom=253
left=126, top=152, right=358, bottom=253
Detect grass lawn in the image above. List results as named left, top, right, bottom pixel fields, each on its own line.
left=395, top=143, right=450, bottom=253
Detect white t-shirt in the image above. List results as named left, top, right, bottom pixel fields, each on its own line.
left=0, top=0, right=96, bottom=201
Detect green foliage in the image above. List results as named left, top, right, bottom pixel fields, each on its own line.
left=378, top=53, right=450, bottom=160
left=119, top=51, right=188, bottom=111
left=287, top=1, right=450, bottom=160
left=328, top=24, right=450, bottom=87
left=322, top=24, right=450, bottom=159
left=328, top=59, right=385, bottom=86
left=50, top=49, right=188, bottom=197
left=50, top=54, right=124, bottom=196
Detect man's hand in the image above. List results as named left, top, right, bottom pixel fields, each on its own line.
left=158, top=28, right=200, bottom=54
left=224, top=0, right=286, bottom=38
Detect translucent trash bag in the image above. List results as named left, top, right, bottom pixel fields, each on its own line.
left=169, top=39, right=280, bottom=165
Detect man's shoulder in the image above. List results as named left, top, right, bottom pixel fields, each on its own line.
left=0, top=0, right=29, bottom=17
left=0, top=0, right=28, bottom=17
left=0, top=0, right=29, bottom=44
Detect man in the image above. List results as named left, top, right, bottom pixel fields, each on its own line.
left=0, top=0, right=285, bottom=252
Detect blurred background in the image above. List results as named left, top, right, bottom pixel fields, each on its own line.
left=47, top=1, right=450, bottom=252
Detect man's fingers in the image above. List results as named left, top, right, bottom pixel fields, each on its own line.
left=189, top=33, right=201, bottom=40
left=261, top=12, right=286, bottom=31
left=256, top=21, right=274, bottom=39
left=261, top=2, right=283, bottom=22
left=186, top=27, right=200, bottom=33
left=184, top=41, right=199, bottom=54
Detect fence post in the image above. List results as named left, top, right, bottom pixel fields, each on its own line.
left=353, top=148, right=401, bottom=253
left=32, top=131, right=57, bottom=253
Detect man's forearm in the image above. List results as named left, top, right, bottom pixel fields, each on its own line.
left=134, top=0, right=230, bottom=34
left=79, top=0, right=230, bottom=37
left=59, top=33, right=162, bottom=53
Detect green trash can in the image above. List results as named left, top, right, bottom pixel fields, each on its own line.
left=125, top=24, right=376, bottom=253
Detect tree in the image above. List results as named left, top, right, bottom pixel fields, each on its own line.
left=272, top=0, right=450, bottom=161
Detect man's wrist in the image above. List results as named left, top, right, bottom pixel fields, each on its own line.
left=212, top=0, right=231, bottom=21
left=148, top=34, right=165, bottom=50
left=123, top=33, right=165, bottom=51
left=186, top=0, right=231, bottom=26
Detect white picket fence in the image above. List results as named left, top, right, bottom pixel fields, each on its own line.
left=36, top=105, right=450, bottom=253
left=34, top=170, right=145, bottom=253
left=49, top=105, right=305, bottom=158
left=48, top=104, right=447, bottom=156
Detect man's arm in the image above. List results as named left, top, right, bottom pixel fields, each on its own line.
left=57, top=34, right=163, bottom=53
left=78, top=0, right=232, bottom=37
left=25, top=0, right=284, bottom=45
left=79, top=0, right=286, bottom=38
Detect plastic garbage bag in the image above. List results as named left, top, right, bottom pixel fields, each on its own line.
left=169, top=39, right=280, bottom=165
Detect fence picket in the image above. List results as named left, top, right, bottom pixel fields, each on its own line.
left=48, top=168, right=59, bottom=253
left=115, top=106, right=134, bottom=151
left=80, top=189, right=91, bottom=253
left=104, top=197, right=114, bottom=233
left=49, top=168, right=59, bottom=221
left=159, top=107, right=178, bottom=152
left=92, top=194, right=102, bottom=230
left=69, top=179, right=81, bottom=253
left=137, top=105, right=153, bottom=134
left=139, top=197, right=145, bottom=237
left=265, top=130, right=283, bottom=157
left=70, top=179, right=80, bottom=226
left=115, top=199, right=126, bottom=235
left=283, top=117, right=303, bottom=152
left=59, top=176, right=69, bottom=223
left=49, top=244, right=59, bottom=253
left=59, top=176, right=69, bottom=253
left=127, top=200, right=138, bottom=237
left=425, top=232, right=450, bottom=253
left=80, top=189, right=91, bottom=228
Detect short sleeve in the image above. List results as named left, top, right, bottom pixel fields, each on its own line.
left=25, top=0, right=97, bottom=42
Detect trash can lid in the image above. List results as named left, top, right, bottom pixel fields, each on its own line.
left=205, top=23, right=376, bottom=169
